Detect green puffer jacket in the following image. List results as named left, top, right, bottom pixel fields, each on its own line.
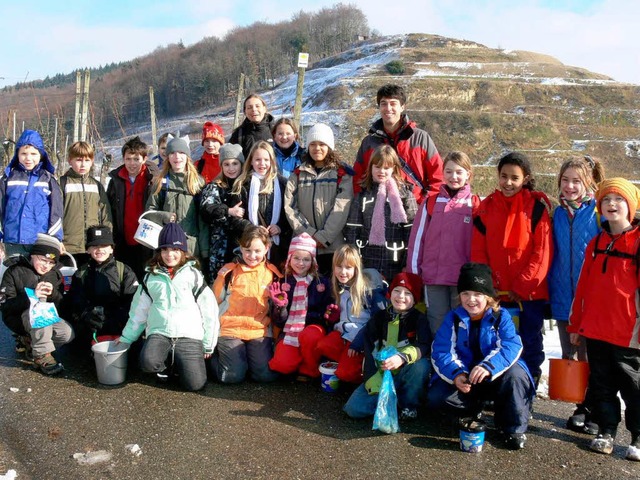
left=284, top=162, right=354, bottom=255
left=145, top=172, right=209, bottom=257
left=60, top=169, right=112, bottom=254
left=120, top=261, right=219, bottom=353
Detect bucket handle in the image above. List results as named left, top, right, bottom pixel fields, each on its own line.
left=138, top=210, right=158, bottom=223
left=60, top=252, right=77, bottom=269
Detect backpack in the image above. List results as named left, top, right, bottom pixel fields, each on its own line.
left=425, top=192, right=480, bottom=220
left=139, top=268, right=207, bottom=303
left=591, top=229, right=640, bottom=274
left=473, top=196, right=547, bottom=236
left=76, top=260, right=126, bottom=295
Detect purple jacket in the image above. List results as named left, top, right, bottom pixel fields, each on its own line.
left=406, top=184, right=477, bottom=286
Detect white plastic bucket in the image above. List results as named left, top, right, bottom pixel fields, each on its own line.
left=134, top=211, right=162, bottom=249
left=319, top=361, right=339, bottom=393
left=59, top=252, right=77, bottom=293
left=91, top=340, right=128, bottom=385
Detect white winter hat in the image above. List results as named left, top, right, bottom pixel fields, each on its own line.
left=305, top=123, right=335, bottom=150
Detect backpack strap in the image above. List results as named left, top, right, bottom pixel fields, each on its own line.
left=473, top=215, right=487, bottom=236
left=531, top=199, right=546, bottom=233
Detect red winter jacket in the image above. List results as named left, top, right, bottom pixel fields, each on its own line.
left=568, top=225, right=640, bottom=349
left=353, top=115, right=444, bottom=204
left=471, top=189, right=552, bottom=301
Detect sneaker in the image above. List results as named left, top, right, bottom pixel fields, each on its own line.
left=400, top=408, right=418, bottom=421
left=590, top=433, right=614, bottom=455
left=15, top=335, right=33, bottom=360
left=156, top=370, right=170, bottom=383
left=626, top=445, right=640, bottom=461
left=33, top=353, right=63, bottom=376
left=14, top=335, right=26, bottom=353
left=505, top=432, right=527, bottom=450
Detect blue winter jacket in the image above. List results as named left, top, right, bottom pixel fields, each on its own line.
left=273, top=142, right=304, bottom=179
left=0, top=130, right=63, bottom=243
left=548, top=201, right=599, bottom=321
left=431, top=306, right=533, bottom=385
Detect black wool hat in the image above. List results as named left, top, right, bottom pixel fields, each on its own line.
left=86, top=225, right=115, bottom=247
left=157, top=222, right=188, bottom=252
left=457, top=262, right=496, bottom=297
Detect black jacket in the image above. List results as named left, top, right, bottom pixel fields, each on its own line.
left=63, top=256, right=138, bottom=336
left=229, top=113, right=274, bottom=158
left=106, top=161, right=159, bottom=247
left=0, top=256, right=64, bottom=336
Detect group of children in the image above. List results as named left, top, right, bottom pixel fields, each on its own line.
left=1, top=87, right=640, bottom=460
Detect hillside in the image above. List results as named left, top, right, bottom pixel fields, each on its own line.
left=3, top=32, right=640, bottom=197
left=143, top=33, right=640, bottom=196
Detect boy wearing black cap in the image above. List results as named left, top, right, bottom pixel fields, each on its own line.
left=344, top=272, right=432, bottom=421
left=0, top=234, right=73, bottom=374
left=65, top=225, right=138, bottom=349
left=429, top=262, right=535, bottom=450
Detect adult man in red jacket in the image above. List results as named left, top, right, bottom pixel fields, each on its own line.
left=353, top=84, right=444, bottom=204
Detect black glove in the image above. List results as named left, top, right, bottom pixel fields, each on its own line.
left=82, top=308, right=105, bottom=331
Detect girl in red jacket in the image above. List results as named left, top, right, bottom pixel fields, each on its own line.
left=568, top=178, right=640, bottom=461
left=471, top=152, right=552, bottom=385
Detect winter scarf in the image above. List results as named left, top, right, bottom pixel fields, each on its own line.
left=368, top=179, right=408, bottom=246
left=559, top=193, right=593, bottom=221
left=283, top=274, right=312, bottom=347
left=502, top=190, right=528, bottom=249
left=248, top=172, right=281, bottom=246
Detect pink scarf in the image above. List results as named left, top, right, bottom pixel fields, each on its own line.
left=368, top=178, right=408, bottom=246
left=283, top=275, right=311, bottom=347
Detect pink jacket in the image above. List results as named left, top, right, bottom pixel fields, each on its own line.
left=406, top=184, right=478, bottom=285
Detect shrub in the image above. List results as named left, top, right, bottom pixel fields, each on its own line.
left=385, top=60, right=405, bottom=75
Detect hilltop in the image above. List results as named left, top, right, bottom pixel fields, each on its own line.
left=3, top=32, right=640, bottom=197
left=145, top=33, right=640, bottom=196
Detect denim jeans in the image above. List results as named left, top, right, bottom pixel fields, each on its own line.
left=140, top=334, right=207, bottom=391
left=211, top=336, right=278, bottom=384
left=427, top=362, right=534, bottom=433
left=343, top=357, right=431, bottom=418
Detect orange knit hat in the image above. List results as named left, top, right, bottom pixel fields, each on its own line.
left=596, top=178, right=640, bottom=221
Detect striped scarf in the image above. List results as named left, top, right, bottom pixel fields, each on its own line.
left=559, top=193, right=592, bottom=220
left=283, top=275, right=312, bottom=347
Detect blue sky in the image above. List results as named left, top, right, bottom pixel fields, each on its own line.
left=0, top=0, right=637, bottom=88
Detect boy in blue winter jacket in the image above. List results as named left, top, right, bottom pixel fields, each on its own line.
left=428, top=263, right=536, bottom=450
left=0, top=130, right=63, bottom=256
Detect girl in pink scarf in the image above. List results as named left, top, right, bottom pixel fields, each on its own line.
left=344, top=145, right=417, bottom=281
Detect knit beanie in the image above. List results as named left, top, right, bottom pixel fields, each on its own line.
left=218, top=143, right=245, bottom=167
left=202, top=122, right=225, bottom=146
left=157, top=223, right=188, bottom=252
left=31, top=233, right=61, bottom=262
left=305, top=123, right=335, bottom=150
left=86, top=225, right=115, bottom=247
left=165, top=136, right=191, bottom=157
left=596, top=177, right=640, bottom=221
left=389, top=272, right=423, bottom=303
left=285, top=233, right=317, bottom=270
left=457, top=263, right=496, bottom=297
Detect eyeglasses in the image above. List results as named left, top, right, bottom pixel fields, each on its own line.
left=33, top=255, right=56, bottom=266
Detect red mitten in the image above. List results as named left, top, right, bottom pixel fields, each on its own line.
left=269, top=282, right=288, bottom=308
left=324, top=304, right=340, bottom=324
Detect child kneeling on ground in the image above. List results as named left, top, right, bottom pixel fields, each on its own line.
left=211, top=225, right=283, bottom=383
left=0, top=234, right=73, bottom=375
left=118, top=223, right=219, bottom=391
left=344, top=272, right=431, bottom=420
left=428, top=263, right=535, bottom=450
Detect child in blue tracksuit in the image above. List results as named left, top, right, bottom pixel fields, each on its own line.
left=344, top=272, right=431, bottom=421
left=0, top=130, right=63, bottom=256
left=428, top=263, right=535, bottom=450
